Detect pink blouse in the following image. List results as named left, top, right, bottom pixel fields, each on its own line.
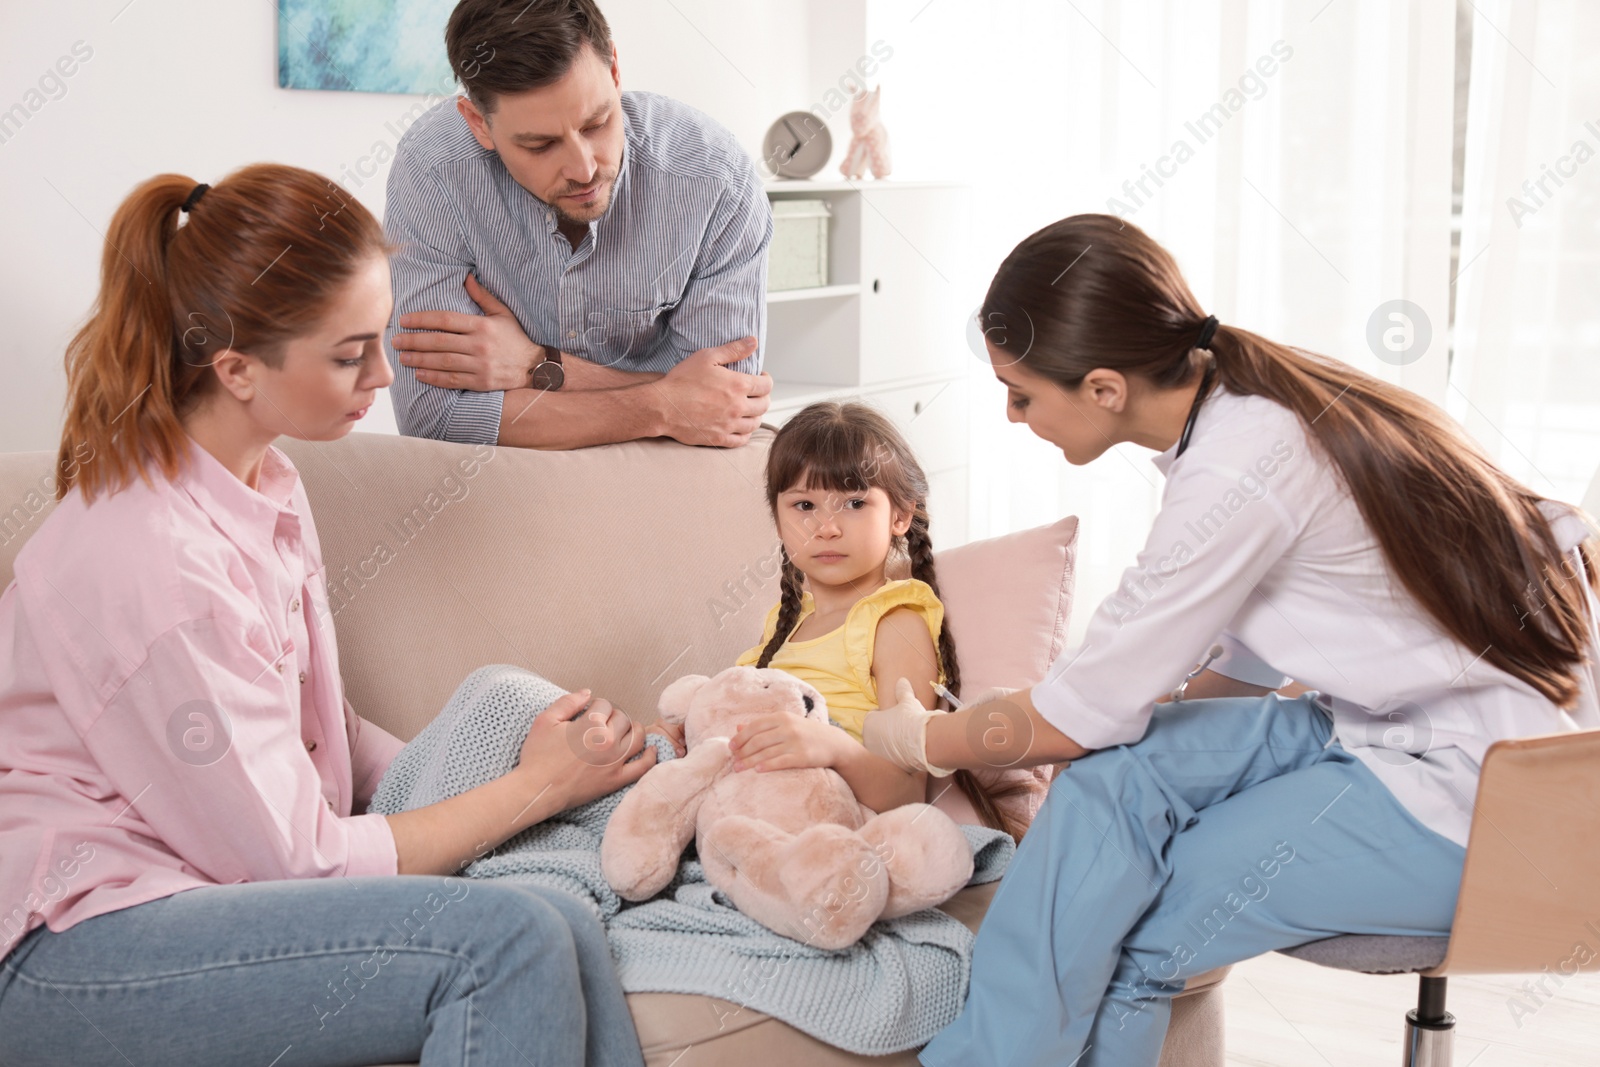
left=0, top=437, right=405, bottom=963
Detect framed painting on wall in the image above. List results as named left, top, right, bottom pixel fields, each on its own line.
left=278, top=0, right=459, bottom=95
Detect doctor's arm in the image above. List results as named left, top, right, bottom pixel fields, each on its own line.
left=926, top=685, right=1091, bottom=769
left=916, top=663, right=1285, bottom=772
left=868, top=448, right=1311, bottom=773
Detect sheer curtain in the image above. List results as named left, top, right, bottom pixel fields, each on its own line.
left=1450, top=0, right=1600, bottom=509
left=869, top=0, right=1457, bottom=639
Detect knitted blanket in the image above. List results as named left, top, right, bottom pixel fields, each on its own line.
left=368, top=664, right=1014, bottom=1055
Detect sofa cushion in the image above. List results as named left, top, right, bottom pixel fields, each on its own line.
left=369, top=882, right=1229, bottom=1067
left=0, top=441, right=1227, bottom=1067
left=275, top=431, right=784, bottom=741
left=923, top=516, right=1080, bottom=826
left=0, top=436, right=1080, bottom=749
left=0, top=438, right=1081, bottom=829
left=933, top=515, right=1079, bottom=695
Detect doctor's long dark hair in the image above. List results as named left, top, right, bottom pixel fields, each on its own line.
left=982, top=213, right=1598, bottom=709
left=755, top=402, right=1034, bottom=842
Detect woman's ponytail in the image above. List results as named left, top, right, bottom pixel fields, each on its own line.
left=57, top=165, right=393, bottom=502
left=1206, top=320, right=1599, bottom=708
left=983, top=213, right=1598, bottom=708
left=58, top=175, right=195, bottom=500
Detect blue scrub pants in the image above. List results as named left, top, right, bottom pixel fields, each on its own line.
left=921, top=693, right=1467, bottom=1067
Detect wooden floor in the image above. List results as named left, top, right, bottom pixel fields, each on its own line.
left=1222, top=952, right=1600, bottom=1065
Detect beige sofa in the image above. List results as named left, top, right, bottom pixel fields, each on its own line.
left=0, top=429, right=1227, bottom=1066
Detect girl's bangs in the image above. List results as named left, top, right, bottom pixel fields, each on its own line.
left=774, top=425, right=880, bottom=496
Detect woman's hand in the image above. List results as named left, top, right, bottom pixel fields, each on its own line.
left=388, top=689, right=656, bottom=877
left=729, top=711, right=851, bottom=772
left=516, top=689, right=657, bottom=812
left=647, top=717, right=687, bottom=757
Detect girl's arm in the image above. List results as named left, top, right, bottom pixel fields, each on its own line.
left=729, top=705, right=928, bottom=812
left=728, top=608, right=934, bottom=813
left=838, top=607, right=936, bottom=812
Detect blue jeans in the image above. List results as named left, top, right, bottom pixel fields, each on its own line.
left=920, top=693, right=1468, bottom=1067
left=0, top=875, right=645, bottom=1067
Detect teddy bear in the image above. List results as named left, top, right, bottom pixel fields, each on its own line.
left=600, top=665, right=974, bottom=950
left=840, top=85, right=892, bottom=180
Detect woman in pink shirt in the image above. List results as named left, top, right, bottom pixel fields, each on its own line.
left=0, top=165, right=654, bottom=1067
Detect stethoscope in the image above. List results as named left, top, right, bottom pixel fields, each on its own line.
left=1164, top=347, right=1333, bottom=729
left=1170, top=644, right=1225, bottom=702
left=1167, top=360, right=1222, bottom=701
left=1173, top=360, right=1217, bottom=459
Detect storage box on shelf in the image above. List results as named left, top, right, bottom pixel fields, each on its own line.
left=761, top=179, right=974, bottom=547
left=768, top=199, right=832, bottom=291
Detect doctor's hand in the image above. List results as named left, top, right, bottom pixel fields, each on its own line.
left=862, top=678, right=956, bottom=777
left=393, top=273, right=543, bottom=392
left=650, top=339, right=772, bottom=448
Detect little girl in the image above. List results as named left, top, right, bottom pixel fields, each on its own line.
left=727, top=401, right=1030, bottom=839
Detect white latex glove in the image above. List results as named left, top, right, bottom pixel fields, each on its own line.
left=862, top=678, right=957, bottom=777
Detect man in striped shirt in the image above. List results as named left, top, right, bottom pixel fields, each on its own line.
left=384, top=0, right=774, bottom=449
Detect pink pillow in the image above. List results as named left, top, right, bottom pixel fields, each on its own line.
left=934, top=515, right=1078, bottom=695
left=924, top=516, right=1079, bottom=829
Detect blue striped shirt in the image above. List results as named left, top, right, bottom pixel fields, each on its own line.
left=383, top=90, right=772, bottom=444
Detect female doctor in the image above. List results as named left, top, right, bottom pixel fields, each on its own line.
left=865, top=214, right=1600, bottom=1066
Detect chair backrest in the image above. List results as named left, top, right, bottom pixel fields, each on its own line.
left=1430, top=728, right=1600, bottom=975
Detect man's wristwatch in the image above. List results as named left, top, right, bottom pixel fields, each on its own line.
left=529, top=345, right=564, bottom=391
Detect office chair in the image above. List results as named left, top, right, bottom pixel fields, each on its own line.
left=1277, top=728, right=1600, bottom=1066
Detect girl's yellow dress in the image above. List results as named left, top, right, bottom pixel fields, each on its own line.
left=735, top=578, right=947, bottom=742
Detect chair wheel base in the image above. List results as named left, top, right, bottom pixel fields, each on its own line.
left=1402, top=1008, right=1455, bottom=1067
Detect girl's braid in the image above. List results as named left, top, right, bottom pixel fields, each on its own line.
left=907, top=511, right=1032, bottom=843
left=755, top=549, right=807, bottom=669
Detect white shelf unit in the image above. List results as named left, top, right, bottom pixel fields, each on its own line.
left=761, top=179, right=974, bottom=547
left=766, top=283, right=862, bottom=304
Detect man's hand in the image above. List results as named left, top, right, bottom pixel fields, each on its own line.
left=516, top=689, right=657, bottom=812
left=729, top=711, right=850, bottom=772
left=651, top=338, right=772, bottom=447
left=393, top=273, right=541, bottom=391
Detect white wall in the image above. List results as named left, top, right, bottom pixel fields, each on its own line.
left=0, top=0, right=862, bottom=453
